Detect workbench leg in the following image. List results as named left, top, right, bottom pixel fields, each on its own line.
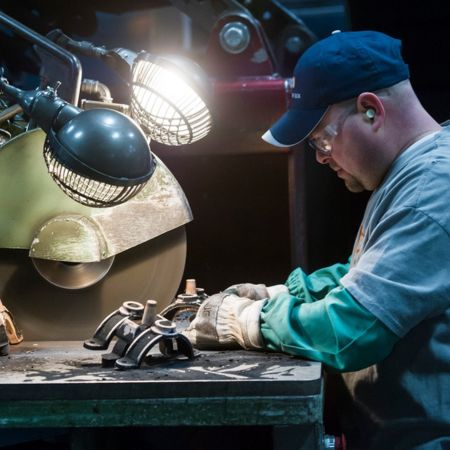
left=69, top=429, right=94, bottom=450
left=69, top=428, right=122, bottom=450
left=272, top=424, right=324, bottom=450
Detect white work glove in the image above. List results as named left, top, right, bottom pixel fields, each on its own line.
left=184, top=292, right=267, bottom=350
left=225, top=283, right=288, bottom=300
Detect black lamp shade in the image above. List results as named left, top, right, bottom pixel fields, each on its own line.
left=44, top=109, right=155, bottom=207
left=49, top=109, right=153, bottom=185
left=0, top=80, right=155, bottom=207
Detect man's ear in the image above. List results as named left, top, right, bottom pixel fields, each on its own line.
left=356, top=92, right=385, bottom=130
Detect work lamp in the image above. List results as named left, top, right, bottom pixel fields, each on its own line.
left=0, top=79, right=155, bottom=207
left=130, top=53, right=212, bottom=145
left=48, top=30, right=213, bottom=146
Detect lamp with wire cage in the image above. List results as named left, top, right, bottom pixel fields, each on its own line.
left=0, top=78, right=155, bottom=208
left=48, top=30, right=213, bottom=146
left=130, top=53, right=212, bottom=146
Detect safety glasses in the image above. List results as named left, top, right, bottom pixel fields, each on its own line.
left=306, top=106, right=354, bottom=156
left=306, top=123, right=339, bottom=156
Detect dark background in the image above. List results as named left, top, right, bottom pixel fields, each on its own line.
left=0, top=1, right=449, bottom=449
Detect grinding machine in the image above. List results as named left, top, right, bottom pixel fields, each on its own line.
left=0, top=0, right=319, bottom=345
left=0, top=9, right=202, bottom=343
left=0, top=126, right=192, bottom=340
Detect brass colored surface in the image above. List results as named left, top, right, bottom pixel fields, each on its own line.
left=0, top=299, right=23, bottom=344
left=0, top=227, right=187, bottom=340
left=30, top=215, right=109, bottom=262
left=0, top=129, right=192, bottom=262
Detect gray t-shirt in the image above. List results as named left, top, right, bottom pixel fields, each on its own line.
left=340, top=126, right=450, bottom=448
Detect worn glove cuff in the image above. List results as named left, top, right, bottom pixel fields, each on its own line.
left=267, top=284, right=289, bottom=297
left=218, top=296, right=267, bottom=349
left=239, top=299, right=267, bottom=349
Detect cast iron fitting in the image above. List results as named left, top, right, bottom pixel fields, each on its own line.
left=176, top=294, right=200, bottom=304
left=152, top=319, right=176, bottom=336
left=120, top=301, right=145, bottom=319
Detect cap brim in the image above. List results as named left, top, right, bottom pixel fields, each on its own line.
left=262, top=107, right=327, bottom=147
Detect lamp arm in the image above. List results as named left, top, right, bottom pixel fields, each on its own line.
left=46, top=29, right=109, bottom=59
left=0, top=12, right=82, bottom=106
left=47, top=29, right=137, bottom=81
left=0, top=78, right=79, bottom=134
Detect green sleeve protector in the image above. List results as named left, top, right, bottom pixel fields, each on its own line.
left=286, top=260, right=350, bottom=302
left=260, top=287, right=399, bottom=372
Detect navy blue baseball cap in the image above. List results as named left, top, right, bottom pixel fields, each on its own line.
left=262, top=30, right=410, bottom=147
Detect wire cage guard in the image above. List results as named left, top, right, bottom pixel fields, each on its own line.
left=43, top=138, right=147, bottom=207
left=131, top=58, right=212, bottom=146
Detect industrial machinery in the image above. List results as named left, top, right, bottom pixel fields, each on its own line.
left=0, top=0, right=321, bottom=344
left=0, top=3, right=354, bottom=449
left=0, top=9, right=198, bottom=341
left=0, top=126, right=191, bottom=340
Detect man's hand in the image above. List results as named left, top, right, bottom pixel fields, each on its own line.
left=225, top=283, right=289, bottom=299
left=184, top=292, right=266, bottom=350
left=224, top=283, right=269, bottom=300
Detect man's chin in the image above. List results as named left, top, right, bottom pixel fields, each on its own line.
left=344, top=178, right=365, bottom=193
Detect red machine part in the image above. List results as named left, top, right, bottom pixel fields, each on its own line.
left=202, top=10, right=295, bottom=148
left=213, top=76, right=291, bottom=135
left=205, top=13, right=277, bottom=78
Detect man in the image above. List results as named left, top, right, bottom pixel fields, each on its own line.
left=185, top=31, right=450, bottom=448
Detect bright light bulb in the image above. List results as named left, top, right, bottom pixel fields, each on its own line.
left=130, top=58, right=212, bottom=146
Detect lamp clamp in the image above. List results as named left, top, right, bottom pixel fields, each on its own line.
left=52, top=81, right=62, bottom=96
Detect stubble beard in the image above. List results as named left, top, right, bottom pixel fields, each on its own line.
left=344, top=177, right=365, bottom=193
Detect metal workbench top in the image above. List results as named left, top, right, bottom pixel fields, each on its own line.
left=0, top=341, right=321, bottom=399
left=0, top=342, right=324, bottom=449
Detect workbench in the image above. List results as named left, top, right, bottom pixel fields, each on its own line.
left=0, top=341, right=324, bottom=450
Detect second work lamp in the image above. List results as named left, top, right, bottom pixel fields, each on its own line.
left=0, top=78, right=155, bottom=208
left=49, top=30, right=213, bottom=146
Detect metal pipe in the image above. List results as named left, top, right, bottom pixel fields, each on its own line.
left=0, top=104, right=22, bottom=125
left=0, top=12, right=82, bottom=105
left=142, top=300, right=157, bottom=327
left=81, top=79, right=113, bottom=103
